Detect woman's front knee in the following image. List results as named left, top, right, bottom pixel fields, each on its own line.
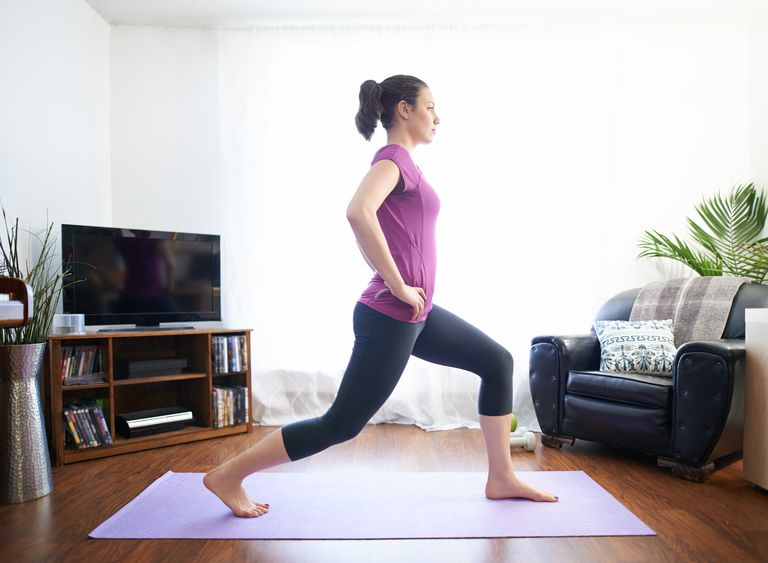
left=323, top=412, right=367, bottom=445
left=490, top=347, right=514, bottom=380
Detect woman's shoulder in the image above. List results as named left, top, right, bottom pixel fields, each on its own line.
left=371, top=144, right=415, bottom=168
left=371, top=145, right=420, bottom=192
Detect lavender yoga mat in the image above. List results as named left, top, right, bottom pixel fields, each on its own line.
left=90, top=471, right=654, bottom=539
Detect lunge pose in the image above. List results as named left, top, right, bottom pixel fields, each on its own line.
left=205, top=75, right=558, bottom=517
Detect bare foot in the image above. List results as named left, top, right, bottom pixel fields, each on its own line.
left=203, top=467, right=269, bottom=518
left=486, top=474, right=559, bottom=502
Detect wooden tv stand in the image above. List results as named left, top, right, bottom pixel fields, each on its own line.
left=43, top=328, right=252, bottom=466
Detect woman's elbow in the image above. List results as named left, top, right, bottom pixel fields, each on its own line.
left=346, top=205, right=366, bottom=226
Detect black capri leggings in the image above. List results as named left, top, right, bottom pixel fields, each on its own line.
left=281, top=302, right=514, bottom=461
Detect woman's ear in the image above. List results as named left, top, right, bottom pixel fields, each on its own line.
left=396, top=100, right=410, bottom=120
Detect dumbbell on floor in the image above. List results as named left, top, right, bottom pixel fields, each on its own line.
left=509, top=426, right=537, bottom=451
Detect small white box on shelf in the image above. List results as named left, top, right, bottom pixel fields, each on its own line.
left=53, top=313, right=85, bottom=335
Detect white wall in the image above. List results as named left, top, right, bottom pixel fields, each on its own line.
left=752, top=12, right=768, bottom=188
left=0, top=0, right=110, bottom=257
left=110, top=25, right=224, bottom=235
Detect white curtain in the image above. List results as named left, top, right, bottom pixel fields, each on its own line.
left=216, top=22, right=750, bottom=430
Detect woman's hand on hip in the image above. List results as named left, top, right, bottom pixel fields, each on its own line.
left=386, top=281, right=427, bottom=321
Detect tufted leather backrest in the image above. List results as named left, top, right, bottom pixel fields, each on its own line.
left=593, top=282, right=768, bottom=339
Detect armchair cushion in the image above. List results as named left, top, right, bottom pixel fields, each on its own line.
left=567, top=370, right=673, bottom=409
left=594, top=319, right=677, bottom=375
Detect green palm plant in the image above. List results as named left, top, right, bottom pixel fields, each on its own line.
left=638, top=183, right=768, bottom=284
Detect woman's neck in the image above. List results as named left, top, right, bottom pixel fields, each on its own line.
left=386, top=131, right=415, bottom=152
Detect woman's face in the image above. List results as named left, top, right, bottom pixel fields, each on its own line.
left=407, top=87, right=440, bottom=144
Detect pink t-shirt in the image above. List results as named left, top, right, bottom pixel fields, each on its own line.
left=357, top=144, right=441, bottom=323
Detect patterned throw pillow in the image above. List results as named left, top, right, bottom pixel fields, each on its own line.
left=593, top=319, right=677, bottom=376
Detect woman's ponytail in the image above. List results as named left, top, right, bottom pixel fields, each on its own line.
left=355, top=80, right=384, bottom=141
left=354, top=75, right=427, bottom=141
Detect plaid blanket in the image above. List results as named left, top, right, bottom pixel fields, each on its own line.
left=629, top=276, right=749, bottom=346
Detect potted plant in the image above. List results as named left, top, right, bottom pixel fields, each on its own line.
left=638, top=183, right=768, bottom=284
left=0, top=206, right=69, bottom=503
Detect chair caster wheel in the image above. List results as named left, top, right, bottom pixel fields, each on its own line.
left=657, top=458, right=714, bottom=482
left=541, top=434, right=575, bottom=449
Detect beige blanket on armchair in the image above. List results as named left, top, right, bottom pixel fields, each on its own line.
left=629, top=276, right=749, bottom=346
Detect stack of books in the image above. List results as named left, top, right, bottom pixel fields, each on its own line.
left=61, top=345, right=105, bottom=385
left=63, top=401, right=113, bottom=449
left=212, top=334, right=248, bottom=374
left=212, top=385, right=249, bottom=428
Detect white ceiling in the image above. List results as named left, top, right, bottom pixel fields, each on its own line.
left=85, top=0, right=768, bottom=28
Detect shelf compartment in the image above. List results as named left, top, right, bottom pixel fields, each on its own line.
left=114, top=377, right=211, bottom=428
left=58, top=340, right=108, bottom=386
left=112, top=333, right=209, bottom=380
left=60, top=390, right=112, bottom=451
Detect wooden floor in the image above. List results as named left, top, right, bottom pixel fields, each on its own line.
left=1, top=424, right=767, bottom=563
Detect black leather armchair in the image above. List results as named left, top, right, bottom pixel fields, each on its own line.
left=529, top=282, right=768, bottom=481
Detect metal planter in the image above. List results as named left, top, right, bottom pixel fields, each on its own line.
left=0, top=343, right=53, bottom=503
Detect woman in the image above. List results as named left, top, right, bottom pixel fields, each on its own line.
left=205, top=75, right=558, bottom=518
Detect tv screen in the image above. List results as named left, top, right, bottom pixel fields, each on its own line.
left=62, top=224, right=221, bottom=329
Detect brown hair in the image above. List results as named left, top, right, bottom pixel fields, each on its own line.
left=355, top=75, right=428, bottom=141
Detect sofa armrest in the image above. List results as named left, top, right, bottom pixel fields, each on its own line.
left=529, top=334, right=600, bottom=435
left=675, top=339, right=746, bottom=362
left=672, top=339, right=745, bottom=466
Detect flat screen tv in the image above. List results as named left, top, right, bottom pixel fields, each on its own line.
left=62, top=224, right=221, bottom=330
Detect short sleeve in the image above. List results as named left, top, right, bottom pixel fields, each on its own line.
left=371, top=145, right=420, bottom=193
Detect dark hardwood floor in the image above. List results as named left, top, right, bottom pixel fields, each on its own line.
left=1, top=424, right=767, bottom=562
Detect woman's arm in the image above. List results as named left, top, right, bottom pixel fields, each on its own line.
left=354, top=239, right=375, bottom=271
left=346, top=160, right=426, bottom=320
